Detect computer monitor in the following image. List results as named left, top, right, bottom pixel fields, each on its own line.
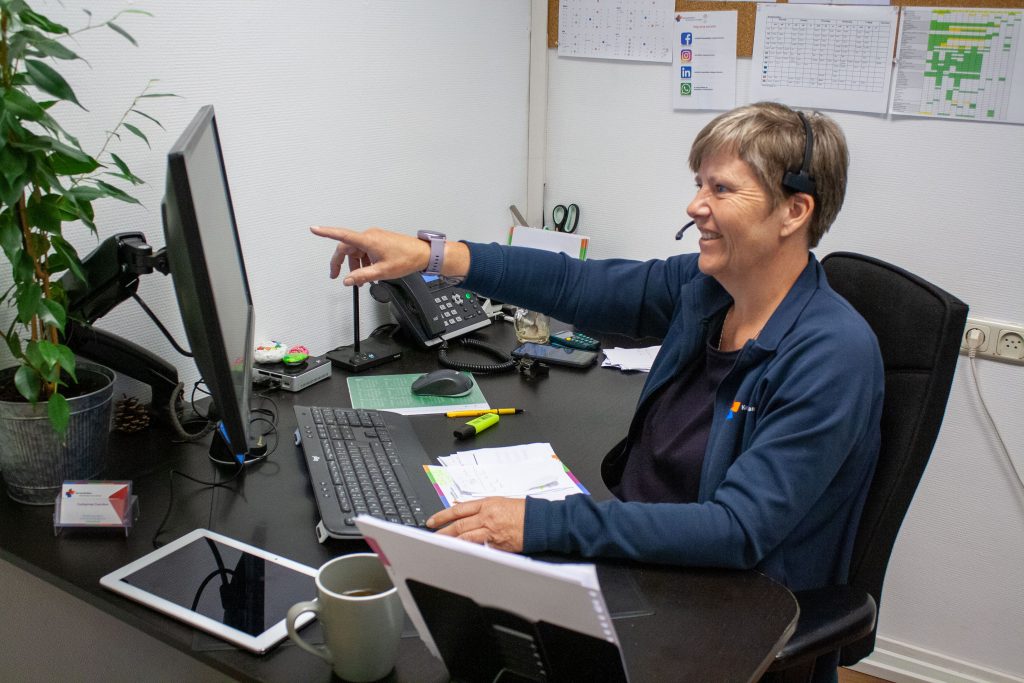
left=161, top=105, right=257, bottom=462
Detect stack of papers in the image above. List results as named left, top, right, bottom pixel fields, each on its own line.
left=424, top=443, right=588, bottom=507
left=601, top=345, right=661, bottom=373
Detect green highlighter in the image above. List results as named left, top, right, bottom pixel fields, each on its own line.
left=453, top=412, right=499, bottom=440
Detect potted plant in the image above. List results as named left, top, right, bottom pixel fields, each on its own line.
left=0, top=2, right=168, bottom=504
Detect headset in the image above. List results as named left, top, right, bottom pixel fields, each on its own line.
left=781, top=110, right=817, bottom=197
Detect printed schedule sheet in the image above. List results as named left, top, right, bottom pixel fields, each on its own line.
left=749, top=3, right=899, bottom=114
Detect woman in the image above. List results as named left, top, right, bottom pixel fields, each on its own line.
left=311, top=102, right=883, bottom=596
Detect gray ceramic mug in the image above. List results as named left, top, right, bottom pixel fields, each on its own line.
left=286, top=553, right=404, bottom=682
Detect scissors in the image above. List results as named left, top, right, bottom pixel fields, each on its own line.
left=550, top=203, right=580, bottom=233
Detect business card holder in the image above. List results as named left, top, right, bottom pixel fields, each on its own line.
left=53, top=480, right=139, bottom=537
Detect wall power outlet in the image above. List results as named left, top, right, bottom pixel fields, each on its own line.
left=961, top=317, right=1024, bottom=366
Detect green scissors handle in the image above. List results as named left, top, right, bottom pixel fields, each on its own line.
left=551, top=203, right=580, bottom=233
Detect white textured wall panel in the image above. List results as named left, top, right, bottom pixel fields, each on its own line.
left=6, top=0, right=530, bottom=390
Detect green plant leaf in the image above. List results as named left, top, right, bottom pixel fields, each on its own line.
left=95, top=180, right=141, bottom=205
left=130, top=108, right=165, bottom=130
left=121, top=122, right=150, bottom=148
left=38, top=298, right=67, bottom=334
left=56, top=345, right=76, bottom=383
left=0, top=214, right=21, bottom=257
left=26, top=194, right=62, bottom=234
left=24, top=59, right=85, bottom=109
left=37, top=340, right=58, bottom=363
left=13, top=250, right=35, bottom=283
left=3, top=329, right=22, bottom=359
left=106, top=21, right=137, bottom=46
left=3, top=88, right=48, bottom=121
left=50, top=148, right=100, bottom=175
left=138, top=93, right=178, bottom=99
left=48, top=392, right=70, bottom=435
left=51, top=234, right=85, bottom=282
left=108, top=152, right=144, bottom=184
left=9, top=28, right=79, bottom=61
left=14, top=365, right=41, bottom=403
left=63, top=185, right=106, bottom=202
left=18, top=8, right=70, bottom=35
left=0, top=145, right=30, bottom=186
left=15, top=282, right=42, bottom=325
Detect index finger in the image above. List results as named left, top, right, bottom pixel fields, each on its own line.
left=427, top=501, right=482, bottom=529
left=310, top=225, right=365, bottom=246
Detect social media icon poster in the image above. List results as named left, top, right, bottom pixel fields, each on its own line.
left=672, top=11, right=739, bottom=111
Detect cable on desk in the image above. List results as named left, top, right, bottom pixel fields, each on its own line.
left=152, top=461, right=243, bottom=548
left=438, top=336, right=517, bottom=374
left=152, top=403, right=280, bottom=547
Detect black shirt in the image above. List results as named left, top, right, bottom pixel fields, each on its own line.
left=613, top=341, right=738, bottom=504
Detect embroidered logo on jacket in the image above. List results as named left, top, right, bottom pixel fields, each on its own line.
left=726, top=400, right=757, bottom=420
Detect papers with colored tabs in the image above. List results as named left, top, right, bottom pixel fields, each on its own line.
left=423, top=442, right=588, bottom=507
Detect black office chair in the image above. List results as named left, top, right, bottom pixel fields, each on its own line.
left=763, top=252, right=968, bottom=683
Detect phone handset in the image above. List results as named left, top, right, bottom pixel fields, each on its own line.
left=370, top=273, right=490, bottom=348
left=370, top=275, right=446, bottom=339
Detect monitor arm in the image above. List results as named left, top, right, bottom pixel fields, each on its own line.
left=61, top=232, right=181, bottom=422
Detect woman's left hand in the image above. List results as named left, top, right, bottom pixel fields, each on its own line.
left=426, top=498, right=526, bottom=552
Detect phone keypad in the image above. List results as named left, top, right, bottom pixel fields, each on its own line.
left=434, top=291, right=485, bottom=329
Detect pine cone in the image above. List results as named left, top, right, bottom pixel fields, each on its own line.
left=113, top=394, right=151, bottom=433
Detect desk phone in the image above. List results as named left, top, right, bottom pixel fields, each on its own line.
left=371, top=274, right=490, bottom=347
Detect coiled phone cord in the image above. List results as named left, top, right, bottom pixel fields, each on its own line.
left=437, top=337, right=518, bottom=374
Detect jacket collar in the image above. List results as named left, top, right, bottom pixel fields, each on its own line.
left=686, top=253, right=823, bottom=354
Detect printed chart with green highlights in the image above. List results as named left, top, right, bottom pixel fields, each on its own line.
left=891, top=7, right=1024, bottom=123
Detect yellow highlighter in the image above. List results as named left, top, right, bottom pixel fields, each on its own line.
left=453, top=412, right=499, bottom=440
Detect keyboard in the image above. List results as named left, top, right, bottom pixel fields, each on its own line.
left=294, top=406, right=445, bottom=540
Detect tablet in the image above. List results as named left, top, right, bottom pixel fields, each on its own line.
left=100, top=528, right=318, bottom=653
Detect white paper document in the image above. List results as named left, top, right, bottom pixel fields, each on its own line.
left=559, top=0, right=676, bottom=62
left=749, top=3, right=899, bottom=114
left=672, top=11, right=739, bottom=111
left=601, top=345, right=661, bottom=372
left=507, top=225, right=589, bottom=259
left=890, top=7, right=1024, bottom=124
left=425, top=442, right=589, bottom=506
left=355, top=516, right=621, bottom=664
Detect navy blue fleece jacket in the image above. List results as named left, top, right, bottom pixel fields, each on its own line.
left=462, top=243, right=883, bottom=591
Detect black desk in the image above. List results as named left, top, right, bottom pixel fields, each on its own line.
left=0, top=322, right=797, bottom=682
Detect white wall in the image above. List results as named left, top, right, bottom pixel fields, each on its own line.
left=545, top=55, right=1024, bottom=680
left=6, top=0, right=530, bottom=390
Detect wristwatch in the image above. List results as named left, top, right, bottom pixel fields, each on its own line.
left=417, top=230, right=446, bottom=275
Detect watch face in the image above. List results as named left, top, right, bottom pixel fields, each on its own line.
left=418, top=230, right=445, bottom=241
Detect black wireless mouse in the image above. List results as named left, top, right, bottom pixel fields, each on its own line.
left=411, top=369, right=474, bottom=397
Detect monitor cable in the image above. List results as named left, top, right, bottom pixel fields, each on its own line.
left=152, top=402, right=280, bottom=548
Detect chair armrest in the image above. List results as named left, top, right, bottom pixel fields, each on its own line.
left=768, top=586, right=877, bottom=671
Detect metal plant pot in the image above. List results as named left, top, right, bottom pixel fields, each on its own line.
left=0, top=362, right=116, bottom=505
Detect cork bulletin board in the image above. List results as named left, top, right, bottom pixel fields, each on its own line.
left=547, top=0, right=1024, bottom=57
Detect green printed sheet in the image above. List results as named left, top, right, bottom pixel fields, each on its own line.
left=346, top=373, right=488, bottom=415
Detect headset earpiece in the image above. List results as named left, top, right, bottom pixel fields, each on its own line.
left=782, top=111, right=816, bottom=197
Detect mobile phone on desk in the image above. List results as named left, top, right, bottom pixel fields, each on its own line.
left=511, top=342, right=599, bottom=368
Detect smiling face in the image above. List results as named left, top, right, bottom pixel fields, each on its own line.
left=686, top=150, right=796, bottom=291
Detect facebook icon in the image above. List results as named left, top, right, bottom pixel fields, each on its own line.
left=680, top=32, right=693, bottom=45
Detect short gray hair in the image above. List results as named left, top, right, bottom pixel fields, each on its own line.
left=688, top=102, right=848, bottom=248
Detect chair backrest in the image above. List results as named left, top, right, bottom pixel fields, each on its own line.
left=820, top=252, right=967, bottom=665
